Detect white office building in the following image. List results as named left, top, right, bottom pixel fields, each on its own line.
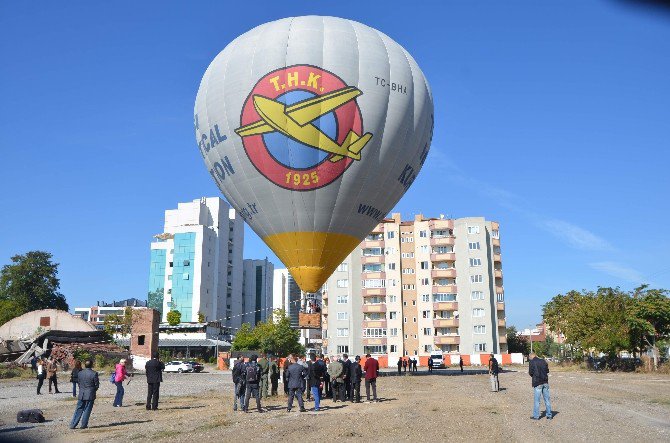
left=148, top=197, right=244, bottom=333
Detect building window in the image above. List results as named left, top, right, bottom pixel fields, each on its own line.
left=423, top=328, right=432, bottom=335
left=474, top=343, right=487, bottom=352
left=363, top=279, right=385, bottom=288
left=471, top=291, right=485, bottom=300
left=471, top=275, right=483, bottom=283
left=419, top=230, right=427, bottom=238
left=337, top=295, right=348, bottom=304
left=337, top=279, right=349, bottom=288
left=422, top=310, right=430, bottom=318
left=403, top=301, right=407, bottom=306
left=422, top=294, right=430, bottom=302
left=386, top=279, right=397, bottom=287
left=497, top=292, right=504, bottom=302
left=364, top=345, right=388, bottom=354
left=469, top=258, right=482, bottom=267
left=412, top=300, right=416, bottom=306
left=389, top=311, right=398, bottom=320
left=468, top=242, right=481, bottom=250
left=167, top=289, right=172, bottom=294
left=39, top=316, right=51, bottom=327
left=420, top=278, right=430, bottom=286
left=138, top=335, right=145, bottom=345
left=168, top=275, right=172, bottom=280
left=337, top=345, right=349, bottom=354
left=492, top=230, right=499, bottom=239
left=388, top=295, right=397, bottom=303
left=336, top=328, right=349, bottom=337
left=390, top=345, right=398, bottom=352
left=401, top=236, right=414, bottom=243
left=424, top=345, right=433, bottom=353
left=474, top=325, right=486, bottom=334
left=363, top=328, right=387, bottom=338
left=402, top=284, right=416, bottom=290
left=420, top=245, right=429, bottom=253
left=183, top=259, right=190, bottom=266
left=402, top=268, right=415, bottom=274
left=432, top=229, right=451, bottom=238
left=169, top=262, right=173, bottom=267
left=183, top=273, right=190, bottom=280
left=467, top=226, right=480, bottom=234
left=387, top=231, right=395, bottom=239
left=404, top=317, right=407, bottom=323
left=404, top=334, right=408, bottom=339
left=337, top=312, right=348, bottom=320
left=420, top=261, right=429, bottom=270
left=389, top=328, right=398, bottom=336
left=473, top=308, right=485, bottom=317
left=413, top=317, right=417, bottom=323
left=433, top=293, right=457, bottom=302
left=363, top=247, right=383, bottom=256
left=388, top=263, right=396, bottom=270
left=363, top=263, right=382, bottom=273
left=401, top=252, right=415, bottom=258
left=337, top=263, right=348, bottom=272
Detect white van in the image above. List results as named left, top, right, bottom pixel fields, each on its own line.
left=429, top=352, right=444, bottom=368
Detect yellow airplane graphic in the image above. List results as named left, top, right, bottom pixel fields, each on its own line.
left=235, top=86, right=372, bottom=162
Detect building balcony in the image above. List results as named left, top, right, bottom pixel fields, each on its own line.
left=498, top=318, right=506, bottom=327
left=434, top=335, right=460, bottom=345
left=433, top=302, right=458, bottom=311
left=362, top=304, right=387, bottom=313
left=363, top=239, right=385, bottom=249
left=432, top=285, right=457, bottom=294
left=492, top=238, right=500, bottom=247
left=362, top=271, right=386, bottom=280
left=361, top=255, right=384, bottom=264
left=493, top=253, right=502, bottom=262
left=431, top=269, right=457, bottom=279
left=497, top=302, right=505, bottom=311
left=433, top=318, right=459, bottom=328
left=362, top=337, right=388, bottom=346
left=494, top=270, right=503, bottom=278
left=499, top=336, right=507, bottom=344
left=430, top=236, right=455, bottom=247
left=362, top=288, right=386, bottom=297
left=430, top=253, right=456, bottom=262
left=362, top=319, right=387, bottom=329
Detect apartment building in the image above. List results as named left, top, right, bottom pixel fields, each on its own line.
left=148, top=197, right=244, bottom=333
left=74, top=298, right=147, bottom=329
left=322, top=213, right=506, bottom=360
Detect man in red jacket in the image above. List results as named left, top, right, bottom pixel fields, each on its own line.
left=363, top=353, right=380, bottom=402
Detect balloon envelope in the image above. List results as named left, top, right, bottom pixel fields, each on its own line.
left=195, top=16, right=433, bottom=292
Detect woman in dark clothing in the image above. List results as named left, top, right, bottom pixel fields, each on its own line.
left=70, top=360, right=82, bottom=397
left=323, top=357, right=331, bottom=398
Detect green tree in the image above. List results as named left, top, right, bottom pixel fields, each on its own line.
left=0, top=251, right=68, bottom=324
left=166, top=310, right=181, bottom=326
left=147, top=288, right=164, bottom=315
left=197, top=311, right=206, bottom=323
left=231, top=322, right=260, bottom=351
left=103, top=307, right=136, bottom=336
left=627, top=285, right=670, bottom=370
left=506, top=326, right=530, bottom=355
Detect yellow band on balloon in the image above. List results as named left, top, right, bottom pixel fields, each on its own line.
left=263, top=231, right=361, bottom=293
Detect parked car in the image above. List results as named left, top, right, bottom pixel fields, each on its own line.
left=164, top=361, right=193, bottom=373
left=187, top=361, right=204, bottom=372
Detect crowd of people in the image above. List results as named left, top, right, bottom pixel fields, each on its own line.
left=26, top=350, right=553, bottom=427
left=231, top=352, right=380, bottom=413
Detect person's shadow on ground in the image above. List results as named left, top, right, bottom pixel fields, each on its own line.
left=85, top=420, right=152, bottom=429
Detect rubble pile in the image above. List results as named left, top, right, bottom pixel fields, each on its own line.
left=50, top=342, right=128, bottom=367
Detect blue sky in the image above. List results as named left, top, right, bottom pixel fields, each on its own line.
left=1, top=1, right=668, bottom=329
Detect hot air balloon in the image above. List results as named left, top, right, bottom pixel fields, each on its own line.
left=194, top=16, right=433, bottom=327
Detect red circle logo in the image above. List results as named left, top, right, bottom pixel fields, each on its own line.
left=235, top=64, right=370, bottom=191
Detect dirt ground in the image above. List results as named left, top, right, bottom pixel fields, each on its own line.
left=1, top=367, right=668, bottom=442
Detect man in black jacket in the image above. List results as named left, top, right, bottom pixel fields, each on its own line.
left=341, top=354, right=352, bottom=400
left=231, top=355, right=246, bottom=411
left=286, top=356, right=307, bottom=412
left=528, top=353, right=552, bottom=420
left=69, top=359, right=99, bottom=429
left=350, top=356, right=363, bottom=403
left=145, top=352, right=165, bottom=410
left=308, top=353, right=326, bottom=411
left=488, top=354, right=500, bottom=392
left=244, top=355, right=263, bottom=413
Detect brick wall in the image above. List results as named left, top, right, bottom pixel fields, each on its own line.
left=130, top=308, right=160, bottom=359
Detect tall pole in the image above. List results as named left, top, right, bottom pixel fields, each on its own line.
left=529, top=325, right=533, bottom=354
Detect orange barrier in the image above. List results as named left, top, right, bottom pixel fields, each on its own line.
left=502, top=354, right=512, bottom=365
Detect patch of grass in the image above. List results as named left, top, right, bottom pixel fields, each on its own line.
left=154, top=430, right=182, bottom=439
left=197, top=418, right=232, bottom=431
left=649, top=398, right=670, bottom=406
